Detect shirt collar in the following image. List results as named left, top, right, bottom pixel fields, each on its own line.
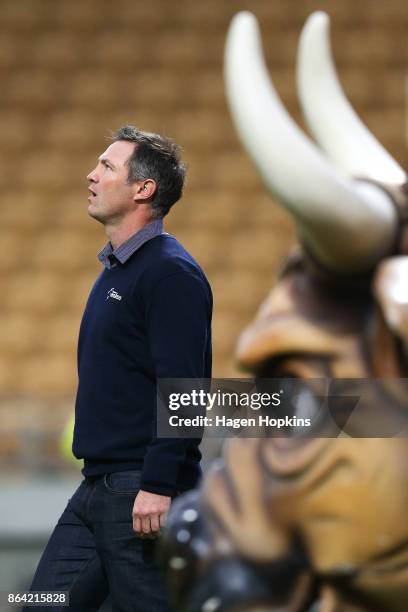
left=98, top=219, right=164, bottom=269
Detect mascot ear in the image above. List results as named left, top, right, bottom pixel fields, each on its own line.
left=373, top=256, right=408, bottom=345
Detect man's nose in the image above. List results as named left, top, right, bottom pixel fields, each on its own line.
left=87, top=168, right=98, bottom=182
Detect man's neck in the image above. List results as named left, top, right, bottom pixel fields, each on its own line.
left=105, top=218, right=153, bottom=251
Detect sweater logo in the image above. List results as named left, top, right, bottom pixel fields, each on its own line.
left=106, top=288, right=122, bottom=301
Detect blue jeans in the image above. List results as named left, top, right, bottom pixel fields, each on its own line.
left=25, top=471, right=173, bottom=612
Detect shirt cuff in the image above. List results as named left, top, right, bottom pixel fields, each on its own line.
left=140, top=481, right=176, bottom=497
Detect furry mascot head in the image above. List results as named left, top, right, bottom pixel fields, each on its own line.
left=160, top=12, right=408, bottom=612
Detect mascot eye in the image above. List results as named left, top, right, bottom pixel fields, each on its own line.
left=291, top=382, right=322, bottom=421
left=256, top=376, right=328, bottom=436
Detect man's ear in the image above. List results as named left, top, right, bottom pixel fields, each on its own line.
left=134, top=179, right=157, bottom=202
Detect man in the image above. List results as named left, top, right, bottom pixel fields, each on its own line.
left=26, top=126, right=212, bottom=612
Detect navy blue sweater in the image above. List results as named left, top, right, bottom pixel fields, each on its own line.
left=73, top=233, right=212, bottom=496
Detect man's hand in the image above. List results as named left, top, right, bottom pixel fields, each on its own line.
left=132, top=490, right=171, bottom=537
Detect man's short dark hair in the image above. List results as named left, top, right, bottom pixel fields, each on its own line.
left=112, top=125, right=187, bottom=219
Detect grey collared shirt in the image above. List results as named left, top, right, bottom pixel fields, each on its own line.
left=98, top=219, right=164, bottom=269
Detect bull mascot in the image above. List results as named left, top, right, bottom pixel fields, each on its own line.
left=160, top=11, right=408, bottom=612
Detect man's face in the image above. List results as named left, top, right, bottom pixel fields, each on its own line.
left=87, top=140, right=138, bottom=224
